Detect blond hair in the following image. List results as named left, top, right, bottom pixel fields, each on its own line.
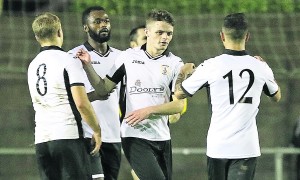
left=32, top=12, right=61, bottom=41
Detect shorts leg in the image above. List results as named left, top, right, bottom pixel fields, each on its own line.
left=84, top=138, right=104, bottom=179
left=227, top=158, right=257, bottom=180
left=48, top=139, right=91, bottom=180
left=207, top=156, right=227, bottom=180
left=159, top=140, right=172, bottom=180
left=296, top=155, right=300, bottom=180
left=100, top=142, right=121, bottom=180
left=122, top=137, right=171, bottom=180
left=35, top=142, right=57, bottom=180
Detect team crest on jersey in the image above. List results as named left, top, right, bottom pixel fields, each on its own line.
left=135, top=80, right=141, bottom=87
left=161, top=65, right=170, bottom=75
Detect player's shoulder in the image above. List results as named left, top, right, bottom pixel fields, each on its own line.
left=109, top=46, right=122, bottom=53
left=166, top=52, right=183, bottom=64
left=68, top=44, right=86, bottom=55
left=119, top=47, right=139, bottom=57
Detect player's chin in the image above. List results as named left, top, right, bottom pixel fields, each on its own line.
left=158, top=44, right=168, bottom=51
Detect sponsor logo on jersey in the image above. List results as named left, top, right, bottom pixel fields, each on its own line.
left=132, top=60, right=145, bottom=64
left=161, top=65, right=170, bottom=75
left=129, top=80, right=164, bottom=94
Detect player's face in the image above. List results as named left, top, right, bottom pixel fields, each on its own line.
left=135, top=28, right=147, bottom=46
left=145, top=21, right=173, bottom=52
left=86, top=10, right=111, bottom=43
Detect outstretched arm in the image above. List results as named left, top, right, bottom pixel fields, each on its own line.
left=125, top=63, right=195, bottom=126
left=76, top=49, right=116, bottom=97
left=174, top=63, right=195, bottom=99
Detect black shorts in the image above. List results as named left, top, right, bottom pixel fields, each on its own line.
left=207, top=156, right=257, bottom=180
left=35, top=138, right=91, bottom=180
left=84, top=138, right=104, bottom=179
left=122, top=137, right=172, bottom=180
left=100, top=142, right=122, bottom=180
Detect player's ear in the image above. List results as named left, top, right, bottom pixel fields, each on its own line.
left=145, top=28, right=150, bottom=37
left=57, top=28, right=62, bottom=38
left=83, top=24, right=88, bottom=32
left=245, top=32, right=250, bottom=42
left=34, top=35, right=40, bottom=42
left=220, top=32, right=225, bottom=42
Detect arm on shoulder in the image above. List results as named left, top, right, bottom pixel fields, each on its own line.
left=76, top=48, right=117, bottom=96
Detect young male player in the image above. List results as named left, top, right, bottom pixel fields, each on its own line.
left=28, top=12, right=101, bottom=180
left=68, top=6, right=122, bottom=180
left=126, top=13, right=281, bottom=180
left=76, top=9, right=193, bottom=180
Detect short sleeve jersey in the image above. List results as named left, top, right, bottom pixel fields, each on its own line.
left=181, top=49, right=279, bottom=159
left=68, top=42, right=122, bottom=142
left=27, top=46, right=86, bottom=144
left=107, top=44, right=184, bottom=141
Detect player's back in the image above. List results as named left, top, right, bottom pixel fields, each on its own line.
left=202, top=51, right=278, bottom=158
left=28, top=47, right=85, bottom=143
left=208, top=53, right=273, bottom=123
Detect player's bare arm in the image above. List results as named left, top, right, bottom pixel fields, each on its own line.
left=71, top=85, right=102, bottom=155
left=270, top=86, right=281, bottom=102
left=76, top=48, right=117, bottom=96
left=174, top=63, right=195, bottom=99
left=125, top=99, right=185, bottom=126
left=168, top=95, right=181, bottom=124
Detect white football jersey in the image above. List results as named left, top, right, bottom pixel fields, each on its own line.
left=28, top=46, right=86, bottom=144
left=181, top=49, right=279, bottom=158
left=107, top=44, right=184, bottom=141
left=69, top=42, right=122, bottom=143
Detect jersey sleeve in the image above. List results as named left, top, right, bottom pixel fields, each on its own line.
left=181, top=60, right=211, bottom=96
left=107, top=51, right=127, bottom=84
left=65, top=57, right=85, bottom=86
left=262, top=62, right=279, bottom=96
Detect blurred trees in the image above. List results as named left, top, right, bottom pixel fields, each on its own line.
left=70, top=0, right=299, bottom=15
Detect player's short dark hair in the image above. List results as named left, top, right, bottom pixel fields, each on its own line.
left=129, top=25, right=145, bottom=42
left=146, top=9, right=175, bottom=27
left=82, top=6, right=105, bottom=25
left=222, top=13, right=248, bottom=41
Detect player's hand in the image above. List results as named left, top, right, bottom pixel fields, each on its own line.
left=90, top=132, right=102, bottom=156
left=96, top=86, right=116, bottom=100
left=96, top=94, right=110, bottom=100
left=181, top=63, right=195, bottom=76
left=125, top=108, right=151, bottom=126
left=76, top=48, right=92, bottom=65
left=254, top=55, right=265, bottom=62
left=169, top=113, right=181, bottom=124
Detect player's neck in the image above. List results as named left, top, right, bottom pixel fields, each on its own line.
left=39, top=41, right=62, bottom=48
left=146, top=44, right=165, bottom=57
left=88, top=39, right=108, bottom=55
left=224, top=42, right=246, bottom=51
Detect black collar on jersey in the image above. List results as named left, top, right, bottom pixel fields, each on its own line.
left=141, top=43, right=170, bottom=60
left=40, top=46, right=64, bottom=52
left=83, top=41, right=112, bottom=57
left=223, top=49, right=248, bottom=56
